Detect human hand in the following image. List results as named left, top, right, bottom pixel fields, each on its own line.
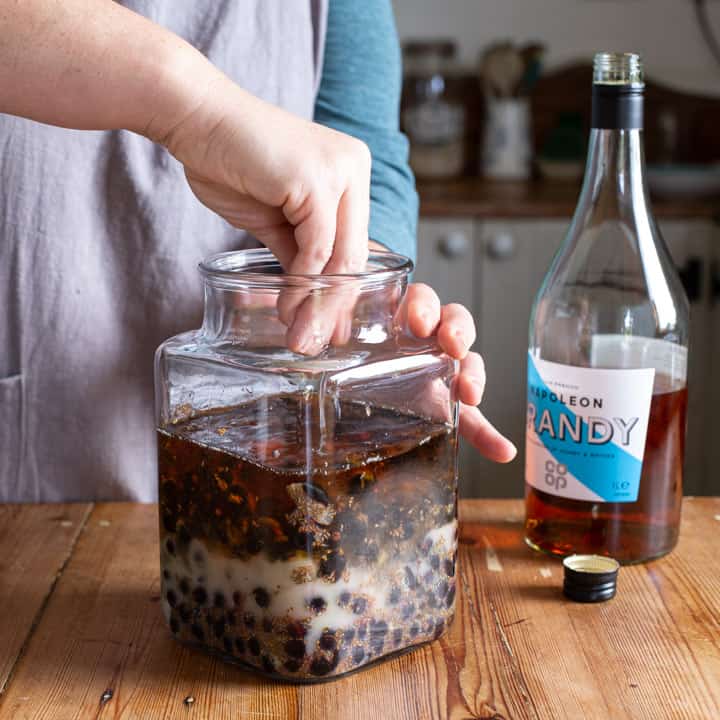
left=156, top=73, right=370, bottom=351
left=161, top=75, right=371, bottom=275
left=153, top=63, right=513, bottom=465
left=397, top=284, right=517, bottom=463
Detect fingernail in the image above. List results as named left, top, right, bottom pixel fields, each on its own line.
left=410, top=311, right=429, bottom=335
left=296, top=322, right=330, bottom=356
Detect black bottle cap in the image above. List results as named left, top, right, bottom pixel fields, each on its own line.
left=563, top=554, right=619, bottom=603
left=591, top=52, right=644, bottom=130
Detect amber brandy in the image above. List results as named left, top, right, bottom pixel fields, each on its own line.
left=525, top=381, right=687, bottom=564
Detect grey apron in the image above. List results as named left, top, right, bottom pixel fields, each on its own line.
left=0, top=0, right=328, bottom=501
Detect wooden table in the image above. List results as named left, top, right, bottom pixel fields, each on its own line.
left=0, top=499, right=718, bottom=719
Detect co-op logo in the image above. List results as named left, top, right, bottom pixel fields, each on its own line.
left=544, top=459, right=631, bottom=492
left=544, top=459, right=568, bottom=491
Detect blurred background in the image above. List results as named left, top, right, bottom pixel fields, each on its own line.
left=393, top=0, right=720, bottom=498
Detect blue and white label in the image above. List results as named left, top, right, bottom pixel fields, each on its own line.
left=525, top=353, right=655, bottom=503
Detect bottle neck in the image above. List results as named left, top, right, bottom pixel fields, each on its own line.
left=577, top=127, right=651, bottom=222
left=579, top=82, right=649, bottom=222
left=591, top=84, right=643, bottom=130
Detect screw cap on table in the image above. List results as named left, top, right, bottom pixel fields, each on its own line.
left=563, top=554, right=619, bottom=603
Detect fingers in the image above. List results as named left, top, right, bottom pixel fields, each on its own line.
left=331, top=306, right=353, bottom=346
left=437, top=303, right=476, bottom=360
left=397, top=286, right=477, bottom=362
left=185, top=171, right=300, bottom=270
left=277, top=183, right=367, bottom=349
left=299, top=178, right=368, bottom=350
left=277, top=285, right=309, bottom=327
left=455, top=352, right=515, bottom=463
left=455, top=352, right=486, bottom=406
left=285, top=291, right=332, bottom=355
left=253, top=224, right=297, bottom=271
left=274, top=188, right=336, bottom=324
left=328, top=283, right=359, bottom=347
left=323, top=181, right=370, bottom=275
left=285, top=285, right=357, bottom=355
left=283, top=138, right=370, bottom=278
left=279, top=167, right=368, bottom=328
left=397, top=283, right=442, bottom=338
left=285, top=190, right=337, bottom=276
left=459, top=404, right=517, bottom=463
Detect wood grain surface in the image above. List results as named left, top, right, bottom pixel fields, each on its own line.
left=0, top=500, right=718, bottom=720
left=0, top=503, right=91, bottom=695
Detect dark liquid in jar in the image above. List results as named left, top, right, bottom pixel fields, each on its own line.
left=525, top=378, right=687, bottom=564
left=158, top=396, right=457, bottom=680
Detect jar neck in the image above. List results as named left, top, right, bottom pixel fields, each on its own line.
left=200, top=279, right=409, bottom=348
left=197, top=249, right=415, bottom=352
left=202, top=285, right=252, bottom=340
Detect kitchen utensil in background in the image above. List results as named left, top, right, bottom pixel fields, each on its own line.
left=479, top=42, right=545, bottom=99
left=482, top=97, right=532, bottom=180
left=479, top=42, right=543, bottom=179
left=479, top=42, right=525, bottom=99
left=519, top=43, right=545, bottom=96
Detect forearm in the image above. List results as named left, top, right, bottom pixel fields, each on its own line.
left=0, top=0, right=377, bottom=286
left=0, top=0, right=214, bottom=140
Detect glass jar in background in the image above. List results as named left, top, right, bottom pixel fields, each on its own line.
left=402, top=40, right=466, bottom=179
left=155, top=249, right=459, bottom=681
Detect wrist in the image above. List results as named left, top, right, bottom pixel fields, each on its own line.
left=135, top=38, right=225, bottom=148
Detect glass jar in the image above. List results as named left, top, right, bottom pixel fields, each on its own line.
left=402, top=40, right=466, bottom=179
left=155, top=249, right=459, bottom=681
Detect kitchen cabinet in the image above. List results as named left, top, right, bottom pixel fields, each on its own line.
left=660, top=220, right=715, bottom=495
left=475, top=220, right=567, bottom=498
left=414, top=218, right=476, bottom=309
left=413, top=218, right=478, bottom=496
left=416, top=216, right=719, bottom=498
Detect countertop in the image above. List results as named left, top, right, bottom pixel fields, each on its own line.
left=418, top=179, right=720, bottom=220
left=0, top=499, right=718, bottom=719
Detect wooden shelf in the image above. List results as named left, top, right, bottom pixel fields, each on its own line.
left=418, top=178, right=720, bottom=219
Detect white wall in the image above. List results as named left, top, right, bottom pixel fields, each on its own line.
left=393, top=0, right=720, bottom=96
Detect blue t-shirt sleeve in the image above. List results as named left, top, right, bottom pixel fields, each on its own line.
left=313, top=0, right=418, bottom=263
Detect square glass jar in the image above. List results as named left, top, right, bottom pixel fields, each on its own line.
left=155, top=250, right=459, bottom=681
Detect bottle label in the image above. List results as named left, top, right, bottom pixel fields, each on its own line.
left=526, top=352, right=655, bottom=503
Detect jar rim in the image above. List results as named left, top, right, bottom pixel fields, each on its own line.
left=199, top=248, right=414, bottom=289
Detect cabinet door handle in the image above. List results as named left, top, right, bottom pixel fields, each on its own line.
left=438, top=231, right=469, bottom=259
left=486, top=232, right=516, bottom=260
